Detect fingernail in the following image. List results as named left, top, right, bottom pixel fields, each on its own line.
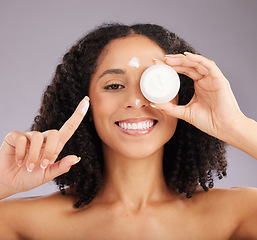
left=164, top=54, right=172, bottom=59
left=73, top=157, right=81, bottom=165
left=40, top=159, right=49, bottom=169
left=150, top=103, right=157, bottom=108
left=27, top=163, right=35, bottom=172
left=17, top=160, right=23, bottom=167
left=165, top=54, right=176, bottom=58
left=81, top=97, right=90, bottom=115
left=84, top=96, right=90, bottom=102
left=184, top=52, right=192, bottom=56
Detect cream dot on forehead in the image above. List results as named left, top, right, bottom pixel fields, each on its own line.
left=128, top=57, right=140, bottom=68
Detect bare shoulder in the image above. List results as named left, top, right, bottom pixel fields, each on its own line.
left=0, top=189, right=77, bottom=210
left=224, top=187, right=257, bottom=239
left=193, top=187, right=257, bottom=239
left=0, top=190, right=78, bottom=239
left=207, top=186, right=257, bottom=206
left=194, top=186, right=257, bottom=211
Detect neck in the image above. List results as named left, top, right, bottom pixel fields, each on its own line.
left=97, top=145, right=173, bottom=210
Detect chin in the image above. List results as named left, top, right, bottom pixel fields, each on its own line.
left=105, top=140, right=165, bottom=161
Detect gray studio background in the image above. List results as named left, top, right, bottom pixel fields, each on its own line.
left=0, top=0, right=256, bottom=198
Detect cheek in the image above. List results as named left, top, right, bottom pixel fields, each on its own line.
left=90, top=92, right=119, bottom=118
left=90, top=94, right=106, bottom=118
left=162, top=96, right=178, bottom=137
left=89, top=91, right=120, bottom=139
left=159, top=114, right=178, bottom=144
left=166, top=117, right=178, bottom=137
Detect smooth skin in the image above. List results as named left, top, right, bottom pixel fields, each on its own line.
left=0, top=36, right=257, bottom=240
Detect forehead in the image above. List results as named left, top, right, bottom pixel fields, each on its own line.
left=98, top=35, right=165, bottom=68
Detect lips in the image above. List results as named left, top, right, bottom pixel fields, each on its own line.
left=115, top=118, right=157, bottom=135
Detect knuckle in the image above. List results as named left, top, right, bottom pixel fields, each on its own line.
left=50, top=129, right=59, bottom=134
left=17, top=135, right=27, bottom=145
left=177, top=54, right=185, bottom=58
left=49, top=129, right=59, bottom=135
left=10, top=130, right=20, bottom=135
left=49, top=129, right=61, bottom=140
left=74, top=109, right=84, bottom=119
left=209, top=59, right=216, bottom=66
left=32, top=132, right=44, bottom=141
left=177, top=58, right=184, bottom=65
left=43, top=149, right=55, bottom=159
left=179, top=68, right=190, bottom=75
left=5, top=130, right=20, bottom=140
left=65, top=122, right=76, bottom=133
left=194, top=62, right=201, bottom=69
left=4, top=130, right=22, bottom=146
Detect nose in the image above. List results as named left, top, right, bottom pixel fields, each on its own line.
left=123, top=83, right=149, bottom=109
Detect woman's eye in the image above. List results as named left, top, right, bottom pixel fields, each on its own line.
left=104, top=83, right=125, bottom=90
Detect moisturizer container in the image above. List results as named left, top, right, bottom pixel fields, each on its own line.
left=140, top=64, right=180, bottom=104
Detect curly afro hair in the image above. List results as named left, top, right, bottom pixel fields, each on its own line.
left=31, top=23, right=227, bottom=208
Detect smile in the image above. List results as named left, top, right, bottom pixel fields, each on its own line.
left=115, top=118, right=157, bottom=135
left=118, top=121, right=154, bottom=130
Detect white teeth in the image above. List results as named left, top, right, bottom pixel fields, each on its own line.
left=118, top=121, right=154, bottom=130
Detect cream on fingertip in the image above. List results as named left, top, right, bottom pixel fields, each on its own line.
left=84, top=96, right=90, bottom=102
left=80, top=97, right=90, bottom=115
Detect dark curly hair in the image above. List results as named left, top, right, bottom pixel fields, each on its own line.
left=31, top=23, right=227, bottom=208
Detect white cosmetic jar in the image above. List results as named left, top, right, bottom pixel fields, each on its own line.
left=140, top=64, right=180, bottom=104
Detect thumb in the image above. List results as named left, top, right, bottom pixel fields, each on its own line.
left=44, top=155, right=81, bottom=182
left=151, top=102, right=188, bottom=122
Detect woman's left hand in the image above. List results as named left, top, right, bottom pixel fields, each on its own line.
left=153, top=52, right=245, bottom=142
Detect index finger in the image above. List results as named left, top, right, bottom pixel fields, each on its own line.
left=59, top=96, right=90, bottom=148
left=184, top=52, right=224, bottom=78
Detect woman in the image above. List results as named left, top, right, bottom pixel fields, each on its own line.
left=0, top=23, right=256, bottom=239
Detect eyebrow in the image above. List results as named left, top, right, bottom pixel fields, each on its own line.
left=98, top=68, right=125, bottom=80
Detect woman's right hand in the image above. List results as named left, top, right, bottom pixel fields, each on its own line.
left=0, top=96, right=90, bottom=199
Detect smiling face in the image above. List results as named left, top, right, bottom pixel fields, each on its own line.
left=89, top=35, right=178, bottom=160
